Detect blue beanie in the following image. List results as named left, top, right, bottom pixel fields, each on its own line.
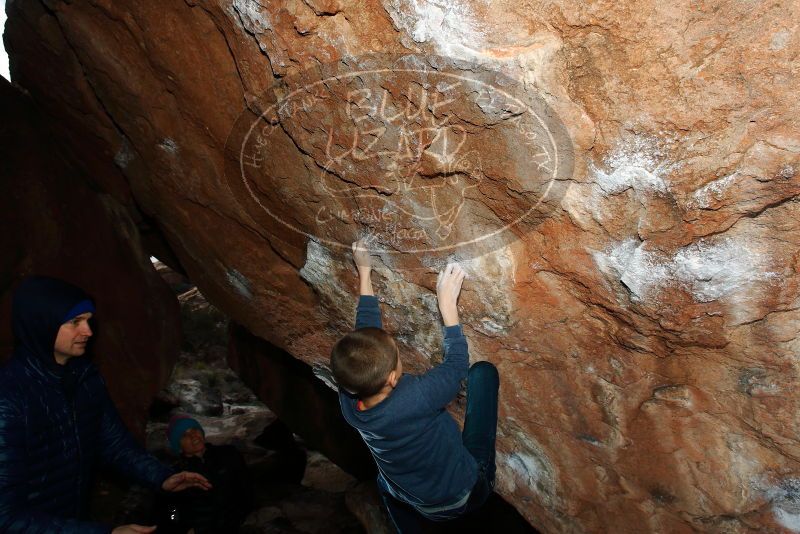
left=167, top=415, right=204, bottom=454
left=62, top=299, right=96, bottom=323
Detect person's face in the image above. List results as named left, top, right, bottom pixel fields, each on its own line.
left=180, top=427, right=206, bottom=457
left=53, top=312, right=93, bottom=364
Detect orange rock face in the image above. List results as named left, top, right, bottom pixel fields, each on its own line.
left=5, top=0, right=800, bottom=531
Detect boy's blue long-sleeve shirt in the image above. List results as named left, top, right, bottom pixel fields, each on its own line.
left=338, top=295, right=478, bottom=510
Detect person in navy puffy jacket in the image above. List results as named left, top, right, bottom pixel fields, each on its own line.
left=0, top=276, right=211, bottom=534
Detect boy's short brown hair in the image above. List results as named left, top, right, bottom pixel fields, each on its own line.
left=331, top=327, right=398, bottom=397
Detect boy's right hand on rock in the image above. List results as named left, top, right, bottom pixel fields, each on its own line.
left=352, top=238, right=372, bottom=272
left=352, top=239, right=376, bottom=295
left=437, top=263, right=466, bottom=327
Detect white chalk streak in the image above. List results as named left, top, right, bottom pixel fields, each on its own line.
left=383, top=0, right=485, bottom=59
left=593, top=238, right=777, bottom=303
left=592, top=136, right=674, bottom=195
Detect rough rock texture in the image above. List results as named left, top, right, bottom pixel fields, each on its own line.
left=5, top=0, right=800, bottom=532
left=0, top=77, right=181, bottom=438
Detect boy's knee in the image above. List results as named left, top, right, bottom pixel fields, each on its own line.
left=469, top=361, right=499, bottom=386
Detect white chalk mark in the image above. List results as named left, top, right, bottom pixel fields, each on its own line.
left=592, top=137, right=674, bottom=195
left=593, top=237, right=778, bottom=303
left=158, top=138, right=179, bottom=154
left=383, top=0, right=486, bottom=60
left=765, top=479, right=800, bottom=532
left=690, top=173, right=738, bottom=209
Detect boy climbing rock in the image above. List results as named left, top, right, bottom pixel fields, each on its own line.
left=331, top=240, right=500, bottom=532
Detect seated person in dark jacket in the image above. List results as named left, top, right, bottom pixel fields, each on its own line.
left=0, top=276, right=212, bottom=534
left=158, top=415, right=253, bottom=534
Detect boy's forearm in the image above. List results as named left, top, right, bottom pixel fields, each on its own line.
left=440, top=305, right=459, bottom=327
left=358, top=267, right=374, bottom=296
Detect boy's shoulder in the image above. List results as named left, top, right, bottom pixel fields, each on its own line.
left=340, top=374, right=430, bottom=419
left=379, top=374, right=433, bottom=414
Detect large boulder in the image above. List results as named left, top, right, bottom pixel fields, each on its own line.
left=4, top=1, right=799, bottom=531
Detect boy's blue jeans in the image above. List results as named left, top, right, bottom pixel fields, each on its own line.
left=379, top=361, right=500, bottom=533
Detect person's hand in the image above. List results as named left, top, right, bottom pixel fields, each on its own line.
left=352, top=239, right=372, bottom=272
left=162, top=471, right=212, bottom=492
left=436, top=263, right=466, bottom=327
left=111, top=525, right=156, bottom=534
left=352, top=239, right=375, bottom=296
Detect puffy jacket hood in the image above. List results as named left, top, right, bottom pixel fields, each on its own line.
left=11, top=276, right=94, bottom=378
left=0, top=277, right=173, bottom=531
